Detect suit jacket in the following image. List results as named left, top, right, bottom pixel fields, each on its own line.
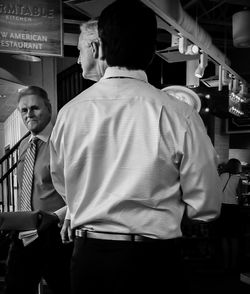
left=17, top=123, right=66, bottom=216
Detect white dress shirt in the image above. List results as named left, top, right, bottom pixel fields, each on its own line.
left=50, top=67, right=222, bottom=239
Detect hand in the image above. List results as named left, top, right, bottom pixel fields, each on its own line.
left=60, top=219, right=74, bottom=244
left=37, top=210, right=59, bottom=233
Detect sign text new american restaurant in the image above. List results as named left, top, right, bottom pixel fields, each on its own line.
left=0, top=0, right=63, bottom=56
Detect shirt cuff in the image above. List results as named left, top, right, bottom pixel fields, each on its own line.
left=54, top=206, right=67, bottom=223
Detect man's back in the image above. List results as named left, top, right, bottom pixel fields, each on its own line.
left=51, top=67, right=221, bottom=238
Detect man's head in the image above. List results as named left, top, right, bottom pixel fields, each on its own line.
left=226, top=158, right=242, bottom=174
left=98, top=0, right=157, bottom=70
left=78, top=19, right=107, bottom=81
left=18, top=86, right=51, bottom=135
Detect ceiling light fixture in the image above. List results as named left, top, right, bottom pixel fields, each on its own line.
left=195, top=52, right=208, bottom=78
left=178, top=35, right=187, bottom=54
left=11, top=54, right=41, bottom=62
left=185, top=44, right=199, bottom=55
left=228, top=75, right=233, bottom=92
left=194, top=64, right=204, bottom=79
left=232, top=78, right=240, bottom=93
left=178, top=35, right=199, bottom=56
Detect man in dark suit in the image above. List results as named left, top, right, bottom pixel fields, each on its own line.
left=4, top=86, right=72, bottom=294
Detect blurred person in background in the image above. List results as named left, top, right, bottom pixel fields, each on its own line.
left=219, top=158, right=243, bottom=274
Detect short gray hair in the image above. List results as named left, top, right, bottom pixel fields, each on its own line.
left=18, top=85, right=51, bottom=114
left=80, top=19, right=98, bottom=44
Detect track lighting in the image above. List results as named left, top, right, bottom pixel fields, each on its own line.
left=194, top=64, right=204, bottom=78
left=178, top=35, right=199, bottom=55
left=195, top=52, right=208, bottom=78
left=178, top=35, right=187, bottom=54
left=228, top=74, right=235, bottom=92
left=232, top=78, right=240, bottom=93
left=185, top=44, right=199, bottom=55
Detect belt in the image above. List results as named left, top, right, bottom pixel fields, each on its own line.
left=75, top=229, right=157, bottom=242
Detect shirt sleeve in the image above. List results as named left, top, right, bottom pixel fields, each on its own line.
left=65, top=207, right=71, bottom=220
left=54, top=205, right=67, bottom=223
left=180, top=110, right=223, bottom=221
left=50, top=120, right=66, bottom=202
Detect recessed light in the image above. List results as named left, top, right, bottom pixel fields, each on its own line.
left=11, top=54, right=41, bottom=62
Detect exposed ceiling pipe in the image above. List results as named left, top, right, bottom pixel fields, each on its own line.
left=183, top=0, right=199, bottom=10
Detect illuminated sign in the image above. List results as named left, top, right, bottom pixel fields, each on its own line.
left=0, top=0, right=63, bottom=56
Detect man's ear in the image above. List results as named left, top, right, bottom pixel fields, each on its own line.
left=90, top=41, right=99, bottom=59
left=97, top=38, right=105, bottom=60
left=91, top=39, right=105, bottom=60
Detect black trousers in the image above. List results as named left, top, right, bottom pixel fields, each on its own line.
left=4, top=224, right=73, bottom=294
left=71, top=236, right=190, bottom=294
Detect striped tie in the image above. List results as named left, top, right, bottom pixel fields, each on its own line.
left=20, top=137, right=38, bottom=211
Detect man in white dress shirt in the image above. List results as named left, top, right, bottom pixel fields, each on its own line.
left=59, top=19, right=107, bottom=243
left=50, top=1, right=223, bottom=293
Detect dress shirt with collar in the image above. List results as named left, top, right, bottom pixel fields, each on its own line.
left=18, top=122, right=66, bottom=220
left=50, top=67, right=223, bottom=239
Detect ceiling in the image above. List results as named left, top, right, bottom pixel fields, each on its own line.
left=63, top=0, right=250, bottom=122
left=62, top=0, right=250, bottom=83
left=180, top=0, right=250, bottom=83
left=1, top=0, right=250, bottom=123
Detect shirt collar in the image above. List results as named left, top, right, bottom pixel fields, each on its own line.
left=101, top=67, right=148, bottom=83
left=29, top=122, right=53, bottom=143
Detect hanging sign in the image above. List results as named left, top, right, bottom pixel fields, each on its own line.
left=0, top=0, right=63, bottom=56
